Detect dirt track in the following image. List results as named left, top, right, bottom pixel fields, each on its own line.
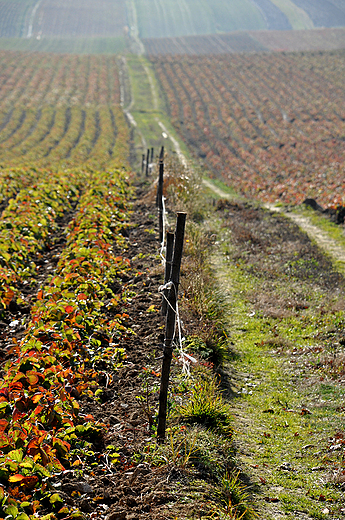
left=203, top=178, right=345, bottom=271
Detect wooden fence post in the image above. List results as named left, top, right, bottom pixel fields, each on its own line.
left=156, top=153, right=164, bottom=207
left=159, top=145, right=164, bottom=162
left=157, top=158, right=164, bottom=242
left=161, top=231, right=174, bottom=316
left=157, top=212, right=186, bottom=441
left=150, top=147, right=154, bottom=165
left=145, top=148, right=150, bottom=177
left=141, top=154, right=145, bottom=175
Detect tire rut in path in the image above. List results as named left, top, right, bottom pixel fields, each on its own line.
left=266, top=203, right=345, bottom=270
left=203, top=178, right=345, bottom=271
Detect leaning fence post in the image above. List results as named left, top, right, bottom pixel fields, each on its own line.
left=161, top=231, right=174, bottom=316
left=157, top=212, right=186, bottom=441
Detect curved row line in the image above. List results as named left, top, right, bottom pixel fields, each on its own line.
left=0, top=52, right=121, bottom=109
left=0, top=105, right=128, bottom=169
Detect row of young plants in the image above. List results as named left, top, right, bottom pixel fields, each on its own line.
left=0, top=168, right=133, bottom=519
left=0, top=105, right=129, bottom=170
left=0, top=168, right=49, bottom=205
left=151, top=51, right=345, bottom=207
left=0, top=51, right=132, bottom=171
left=0, top=169, right=83, bottom=317
left=0, top=53, right=121, bottom=109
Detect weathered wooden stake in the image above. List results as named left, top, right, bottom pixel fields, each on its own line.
left=141, top=154, right=145, bottom=175
left=157, top=212, right=186, bottom=441
left=156, top=153, right=164, bottom=207
left=161, top=231, right=174, bottom=316
left=157, top=160, right=164, bottom=242
left=150, top=147, right=154, bottom=164
left=159, top=145, right=164, bottom=162
left=145, top=148, right=150, bottom=176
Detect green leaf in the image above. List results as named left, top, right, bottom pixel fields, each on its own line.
left=19, top=460, right=34, bottom=470
left=7, top=449, right=24, bottom=462
left=106, top=445, right=117, bottom=451
left=50, top=493, right=63, bottom=504
left=71, top=512, right=85, bottom=520
left=6, top=461, right=18, bottom=472
left=5, top=505, right=18, bottom=517
left=16, top=514, right=30, bottom=520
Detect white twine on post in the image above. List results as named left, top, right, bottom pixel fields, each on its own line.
left=157, top=190, right=196, bottom=376
left=159, top=194, right=167, bottom=264
left=158, top=281, right=197, bottom=377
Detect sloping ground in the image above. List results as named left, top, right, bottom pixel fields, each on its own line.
left=293, top=0, right=345, bottom=27
left=0, top=37, right=127, bottom=54
left=150, top=50, right=345, bottom=208
left=0, top=0, right=36, bottom=38
left=30, top=0, right=127, bottom=38
left=0, top=52, right=129, bottom=169
left=0, top=0, right=127, bottom=39
left=134, top=0, right=345, bottom=38
left=143, top=27, right=345, bottom=54
left=133, top=0, right=266, bottom=39
left=251, top=0, right=292, bottom=30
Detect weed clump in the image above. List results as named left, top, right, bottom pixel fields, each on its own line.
left=213, top=471, right=258, bottom=520
left=179, top=378, right=233, bottom=436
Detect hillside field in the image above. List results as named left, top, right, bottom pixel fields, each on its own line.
left=0, top=1, right=345, bottom=514
left=0, top=52, right=129, bottom=169
left=143, top=27, right=345, bottom=54
left=134, top=0, right=345, bottom=38
left=150, top=50, right=345, bottom=208
left=0, top=0, right=127, bottom=39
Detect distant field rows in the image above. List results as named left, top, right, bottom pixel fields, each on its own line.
left=144, top=27, right=345, bottom=54
left=134, top=0, right=266, bottom=38
left=135, top=0, right=345, bottom=38
left=1, top=0, right=345, bottom=48
left=0, top=36, right=127, bottom=54
left=0, top=0, right=36, bottom=38
left=0, top=52, right=121, bottom=107
left=0, top=0, right=127, bottom=38
left=151, top=51, right=345, bottom=207
left=0, top=52, right=129, bottom=169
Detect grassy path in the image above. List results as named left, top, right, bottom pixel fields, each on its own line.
left=118, top=52, right=192, bottom=168
left=204, top=185, right=345, bottom=519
